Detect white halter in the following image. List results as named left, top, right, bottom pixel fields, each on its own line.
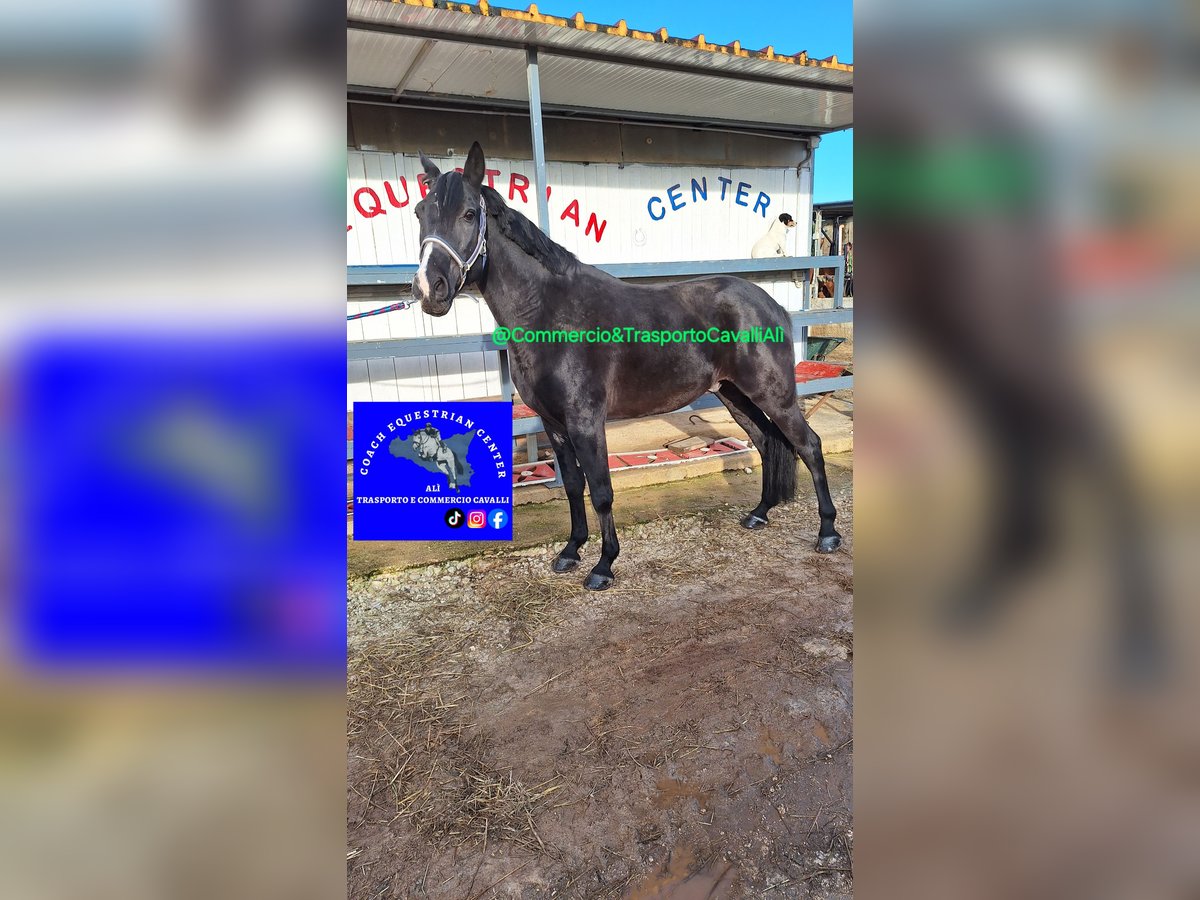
left=419, top=196, right=488, bottom=296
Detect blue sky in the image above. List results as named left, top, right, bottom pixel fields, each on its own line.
left=529, top=1, right=853, bottom=202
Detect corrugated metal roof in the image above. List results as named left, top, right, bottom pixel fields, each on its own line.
left=351, top=0, right=852, bottom=75
left=347, top=0, right=853, bottom=132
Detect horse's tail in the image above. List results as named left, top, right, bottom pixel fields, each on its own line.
left=758, top=417, right=798, bottom=506
left=719, top=382, right=797, bottom=506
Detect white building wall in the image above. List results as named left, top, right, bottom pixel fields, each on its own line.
left=348, top=151, right=813, bottom=410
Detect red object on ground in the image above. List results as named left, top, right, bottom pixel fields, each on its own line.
left=794, top=361, right=846, bottom=382
left=614, top=449, right=683, bottom=467
left=512, top=403, right=538, bottom=419
left=513, top=462, right=557, bottom=485
left=614, top=453, right=654, bottom=467
left=614, top=453, right=672, bottom=468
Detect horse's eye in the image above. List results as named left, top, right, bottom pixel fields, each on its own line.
left=464, top=208, right=477, bottom=221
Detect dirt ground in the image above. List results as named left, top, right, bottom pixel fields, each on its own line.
left=347, top=464, right=853, bottom=898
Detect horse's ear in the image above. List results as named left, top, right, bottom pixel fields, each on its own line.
left=463, top=142, right=485, bottom=189
left=418, top=151, right=440, bottom=187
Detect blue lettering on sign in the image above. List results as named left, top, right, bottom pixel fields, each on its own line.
left=667, top=184, right=684, bottom=211
left=645, top=172, right=777, bottom=224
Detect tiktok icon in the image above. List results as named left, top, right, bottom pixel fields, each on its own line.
left=444, top=507, right=465, bottom=528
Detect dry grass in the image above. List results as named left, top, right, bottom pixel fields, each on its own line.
left=477, top=570, right=579, bottom=641
left=347, top=580, right=570, bottom=854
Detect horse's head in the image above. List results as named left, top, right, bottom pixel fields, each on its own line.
left=412, top=141, right=488, bottom=317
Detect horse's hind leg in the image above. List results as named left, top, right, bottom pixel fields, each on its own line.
left=715, top=384, right=792, bottom=530
left=746, top=390, right=842, bottom=553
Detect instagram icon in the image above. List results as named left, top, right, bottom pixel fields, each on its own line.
left=467, top=510, right=486, bottom=529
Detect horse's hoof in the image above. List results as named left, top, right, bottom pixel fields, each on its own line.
left=552, top=555, right=579, bottom=573
left=583, top=572, right=614, bottom=591
left=815, top=533, right=842, bottom=553
left=741, top=514, right=769, bottom=530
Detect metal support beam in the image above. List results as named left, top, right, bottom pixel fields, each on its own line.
left=348, top=90, right=829, bottom=141
left=834, top=256, right=844, bottom=310
left=525, top=47, right=551, bottom=234
left=799, top=269, right=809, bottom=362
left=498, top=346, right=514, bottom=403
left=812, top=209, right=823, bottom=307
left=349, top=255, right=848, bottom=286
left=390, top=39, right=435, bottom=99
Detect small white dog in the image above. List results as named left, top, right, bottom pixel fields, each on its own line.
left=751, top=212, right=797, bottom=258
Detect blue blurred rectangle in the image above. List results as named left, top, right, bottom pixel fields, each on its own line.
left=12, top=331, right=345, bottom=675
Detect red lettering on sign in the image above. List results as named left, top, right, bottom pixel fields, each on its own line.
left=384, top=178, right=410, bottom=208
left=508, top=173, right=529, bottom=203
left=354, top=187, right=385, bottom=218
left=351, top=165, right=609, bottom=245
left=585, top=213, right=607, bottom=243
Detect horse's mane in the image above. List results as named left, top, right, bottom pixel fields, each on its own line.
left=481, top=185, right=579, bottom=277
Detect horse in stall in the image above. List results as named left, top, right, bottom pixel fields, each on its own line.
left=411, top=142, right=841, bottom=590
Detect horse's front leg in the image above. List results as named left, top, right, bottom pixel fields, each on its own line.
left=565, top=415, right=619, bottom=591
left=438, top=459, right=456, bottom=491
left=545, top=424, right=588, bottom=572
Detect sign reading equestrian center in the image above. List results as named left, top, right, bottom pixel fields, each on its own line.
left=353, top=401, right=513, bottom=541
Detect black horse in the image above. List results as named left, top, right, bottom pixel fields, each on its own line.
left=411, top=142, right=841, bottom=590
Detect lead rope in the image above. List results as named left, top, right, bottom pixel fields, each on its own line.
left=346, top=298, right=418, bottom=321
left=346, top=293, right=485, bottom=322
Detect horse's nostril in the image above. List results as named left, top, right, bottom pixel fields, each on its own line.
left=431, top=275, right=448, bottom=299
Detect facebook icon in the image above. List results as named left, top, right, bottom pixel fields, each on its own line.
left=487, top=508, right=510, bottom=530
